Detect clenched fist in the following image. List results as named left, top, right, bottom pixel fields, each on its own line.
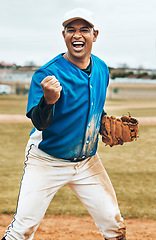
left=41, top=76, right=62, bottom=105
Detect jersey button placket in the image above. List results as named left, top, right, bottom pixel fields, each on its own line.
left=90, top=83, right=94, bottom=109
left=79, top=78, right=93, bottom=161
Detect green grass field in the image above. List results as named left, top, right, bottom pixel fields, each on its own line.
left=0, top=95, right=156, bottom=219
left=0, top=95, right=27, bottom=114
left=104, top=98, right=156, bottom=117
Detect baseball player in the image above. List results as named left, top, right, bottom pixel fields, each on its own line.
left=2, top=8, right=127, bottom=240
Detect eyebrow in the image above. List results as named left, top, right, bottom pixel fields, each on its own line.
left=66, top=26, right=90, bottom=30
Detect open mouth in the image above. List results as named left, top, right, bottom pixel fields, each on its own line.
left=72, top=41, right=85, bottom=49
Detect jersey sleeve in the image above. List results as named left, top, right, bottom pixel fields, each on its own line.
left=26, top=68, right=52, bottom=117
left=28, top=96, right=54, bottom=130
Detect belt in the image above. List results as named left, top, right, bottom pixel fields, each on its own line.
left=66, top=156, right=89, bottom=162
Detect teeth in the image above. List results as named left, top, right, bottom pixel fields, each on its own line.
left=73, top=42, right=84, bottom=46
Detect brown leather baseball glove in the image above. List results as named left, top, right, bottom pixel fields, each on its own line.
left=100, top=114, right=139, bottom=147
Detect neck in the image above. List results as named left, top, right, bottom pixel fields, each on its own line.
left=63, top=52, right=91, bottom=69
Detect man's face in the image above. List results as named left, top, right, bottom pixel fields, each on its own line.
left=62, top=19, right=98, bottom=60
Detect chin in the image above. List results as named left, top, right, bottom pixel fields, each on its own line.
left=71, top=51, right=90, bottom=60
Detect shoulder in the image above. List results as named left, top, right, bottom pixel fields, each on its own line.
left=91, top=54, right=109, bottom=73
left=32, top=54, right=63, bottom=78
left=35, top=54, right=63, bottom=73
left=41, top=54, right=63, bottom=70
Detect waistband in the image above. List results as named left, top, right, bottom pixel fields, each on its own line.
left=26, top=143, right=91, bottom=163
left=63, top=156, right=89, bottom=162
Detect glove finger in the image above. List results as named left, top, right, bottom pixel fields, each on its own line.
left=129, top=124, right=139, bottom=140
left=104, top=116, right=111, bottom=135
left=129, top=118, right=139, bottom=125
left=101, top=116, right=113, bottom=146
left=102, top=136, right=113, bottom=146
left=121, top=116, right=130, bottom=122
left=110, top=116, right=118, bottom=145
left=100, top=116, right=110, bottom=135
left=131, top=129, right=138, bottom=139
left=122, top=122, right=132, bottom=142
left=115, top=118, right=123, bottom=145
left=115, top=118, right=122, bottom=139
left=131, top=132, right=137, bottom=140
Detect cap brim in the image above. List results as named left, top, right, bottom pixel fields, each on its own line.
left=62, top=17, right=94, bottom=28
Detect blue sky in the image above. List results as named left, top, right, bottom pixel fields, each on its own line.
left=1, top=0, right=156, bottom=69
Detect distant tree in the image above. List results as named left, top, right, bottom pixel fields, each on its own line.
left=108, top=66, right=114, bottom=73
left=151, top=75, right=156, bottom=79
left=138, top=65, right=144, bottom=70
left=24, top=61, right=36, bottom=66
left=111, top=71, right=134, bottom=79
left=137, top=72, right=148, bottom=78
left=118, top=63, right=129, bottom=69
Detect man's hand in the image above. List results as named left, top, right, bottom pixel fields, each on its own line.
left=41, top=76, right=62, bottom=105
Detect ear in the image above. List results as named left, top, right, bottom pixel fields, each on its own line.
left=62, top=30, right=65, bottom=39
left=93, top=30, right=99, bottom=42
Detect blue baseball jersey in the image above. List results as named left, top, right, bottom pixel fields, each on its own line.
left=26, top=53, right=109, bottom=161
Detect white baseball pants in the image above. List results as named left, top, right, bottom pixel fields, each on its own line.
left=4, top=143, right=126, bottom=240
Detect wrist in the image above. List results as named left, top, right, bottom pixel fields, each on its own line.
left=41, top=96, right=54, bottom=107
left=43, top=96, right=55, bottom=105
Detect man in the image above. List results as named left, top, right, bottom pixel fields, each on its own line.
left=2, top=8, right=126, bottom=240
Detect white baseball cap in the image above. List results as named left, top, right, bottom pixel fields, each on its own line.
left=62, top=8, right=94, bottom=28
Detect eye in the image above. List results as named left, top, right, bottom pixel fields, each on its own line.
left=67, top=29, right=75, bottom=33
left=80, top=28, right=90, bottom=33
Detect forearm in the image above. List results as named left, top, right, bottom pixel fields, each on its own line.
left=29, top=96, right=54, bottom=131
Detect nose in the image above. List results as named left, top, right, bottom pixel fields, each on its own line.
left=73, top=30, right=82, bottom=38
